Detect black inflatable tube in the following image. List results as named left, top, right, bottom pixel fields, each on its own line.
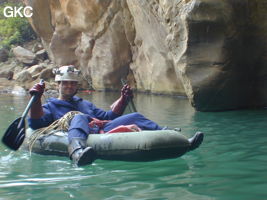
left=23, top=129, right=191, bottom=162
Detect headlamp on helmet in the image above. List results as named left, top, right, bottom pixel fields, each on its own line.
left=53, top=65, right=81, bottom=82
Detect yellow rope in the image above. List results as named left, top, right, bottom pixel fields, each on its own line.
left=27, top=111, right=82, bottom=153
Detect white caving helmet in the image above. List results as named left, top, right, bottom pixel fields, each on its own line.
left=53, top=65, right=81, bottom=82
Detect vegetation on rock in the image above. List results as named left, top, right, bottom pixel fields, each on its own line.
left=0, top=2, right=36, bottom=49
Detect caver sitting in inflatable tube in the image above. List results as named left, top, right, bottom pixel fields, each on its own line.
left=27, top=65, right=204, bottom=166
left=23, top=128, right=204, bottom=162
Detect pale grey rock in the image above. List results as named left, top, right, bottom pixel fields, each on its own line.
left=12, top=46, right=37, bottom=65
left=15, top=70, right=33, bottom=82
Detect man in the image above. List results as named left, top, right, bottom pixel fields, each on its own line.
left=28, top=65, right=203, bottom=166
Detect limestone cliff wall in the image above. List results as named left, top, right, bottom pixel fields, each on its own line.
left=23, top=0, right=267, bottom=111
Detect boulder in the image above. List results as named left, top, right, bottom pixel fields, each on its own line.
left=39, top=68, right=54, bottom=81
left=0, top=61, right=16, bottom=80
left=12, top=46, right=37, bottom=65
left=15, top=70, right=33, bottom=82
left=27, top=64, right=45, bottom=76
left=0, top=70, right=13, bottom=80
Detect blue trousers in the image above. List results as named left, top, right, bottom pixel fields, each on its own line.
left=68, top=112, right=162, bottom=142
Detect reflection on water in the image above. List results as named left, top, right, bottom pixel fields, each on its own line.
left=0, top=92, right=267, bottom=200
left=88, top=91, right=196, bottom=133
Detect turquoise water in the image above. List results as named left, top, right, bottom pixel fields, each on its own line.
left=0, top=92, right=267, bottom=200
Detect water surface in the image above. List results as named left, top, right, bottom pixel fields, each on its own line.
left=0, top=92, right=266, bottom=200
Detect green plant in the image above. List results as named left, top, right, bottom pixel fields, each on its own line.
left=0, top=2, right=36, bottom=49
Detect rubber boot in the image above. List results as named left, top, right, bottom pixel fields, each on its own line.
left=188, top=132, right=204, bottom=151
left=68, top=138, right=96, bottom=166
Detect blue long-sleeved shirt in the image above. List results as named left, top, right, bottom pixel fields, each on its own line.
left=28, top=96, right=120, bottom=130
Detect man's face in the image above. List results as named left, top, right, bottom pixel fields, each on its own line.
left=58, top=81, right=78, bottom=100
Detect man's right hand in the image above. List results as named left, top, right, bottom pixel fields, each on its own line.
left=29, top=81, right=45, bottom=97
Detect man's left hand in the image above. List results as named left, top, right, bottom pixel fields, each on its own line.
left=121, top=84, right=133, bottom=100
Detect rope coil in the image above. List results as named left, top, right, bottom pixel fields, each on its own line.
left=27, top=111, right=82, bottom=152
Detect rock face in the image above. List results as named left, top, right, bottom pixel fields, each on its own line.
left=24, top=0, right=267, bottom=111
